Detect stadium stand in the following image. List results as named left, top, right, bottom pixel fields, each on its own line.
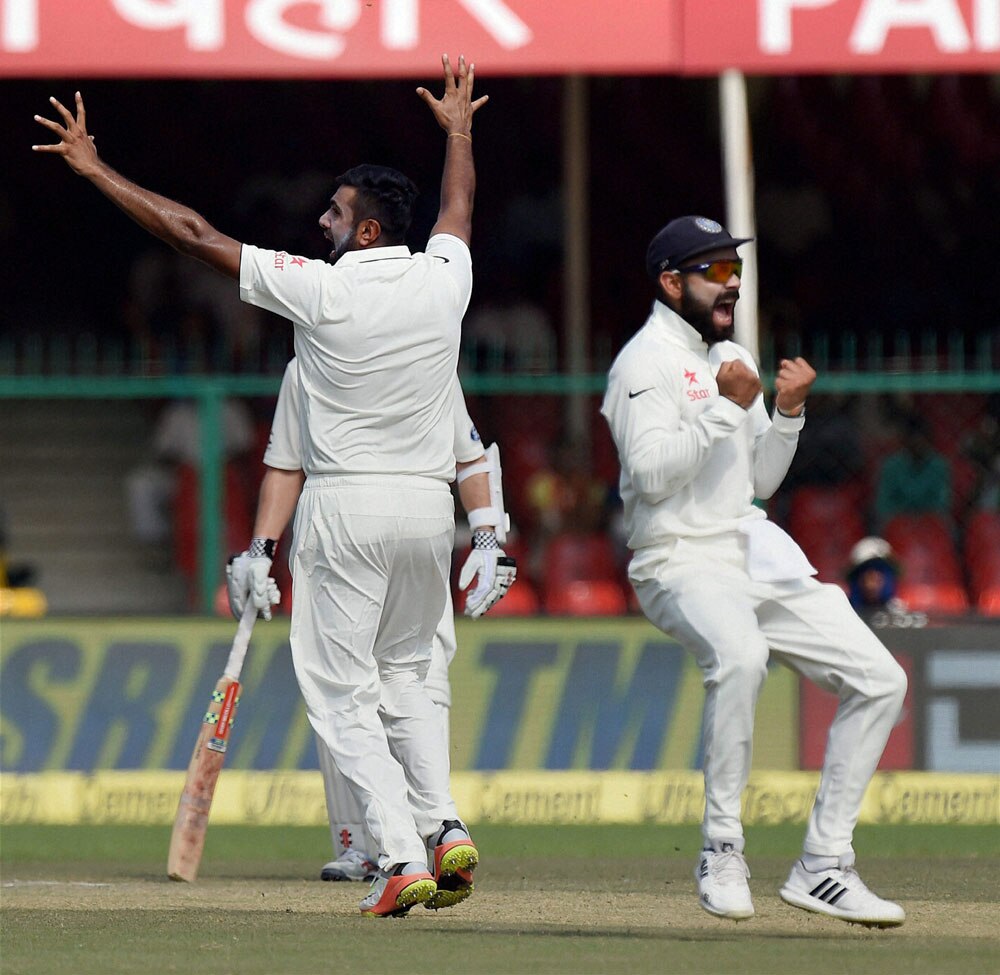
left=883, top=513, right=969, bottom=614
left=540, top=531, right=627, bottom=616
left=3, top=75, right=997, bottom=616
left=965, top=510, right=1000, bottom=616
left=787, top=484, right=866, bottom=585
left=173, top=461, right=254, bottom=607
left=0, top=401, right=188, bottom=613
left=480, top=576, right=541, bottom=616
left=544, top=579, right=627, bottom=617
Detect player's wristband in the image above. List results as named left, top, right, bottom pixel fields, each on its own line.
left=472, top=529, right=500, bottom=550
left=776, top=404, right=805, bottom=419
left=468, top=506, right=502, bottom=531
left=248, top=537, right=277, bottom=559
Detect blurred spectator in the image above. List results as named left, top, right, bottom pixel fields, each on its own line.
left=495, top=155, right=563, bottom=278
left=845, top=536, right=925, bottom=629
left=961, top=394, right=1000, bottom=514
left=526, top=439, right=609, bottom=536
left=524, top=439, right=611, bottom=577
left=783, top=394, right=864, bottom=490
left=125, top=398, right=256, bottom=547
left=124, top=249, right=266, bottom=372
left=772, top=394, right=864, bottom=530
left=0, top=505, right=36, bottom=589
left=757, top=172, right=832, bottom=263
left=874, top=413, right=952, bottom=532
left=846, top=536, right=903, bottom=618
left=460, top=267, right=556, bottom=374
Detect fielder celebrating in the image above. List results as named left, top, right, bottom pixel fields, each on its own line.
left=602, top=216, right=907, bottom=927
left=227, top=357, right=514, bottom=901
left=34, top=54, right=507, bottom=918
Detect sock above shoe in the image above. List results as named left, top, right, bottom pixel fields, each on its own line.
left=800, top=852, right=841, bottom=872
left=704, top=836, right=745, bottom=855
left=431, top=819, right=471, bottom=848
left=392, top=861, right=433, bottom=877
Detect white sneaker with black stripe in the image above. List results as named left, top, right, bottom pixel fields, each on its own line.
left=780, top=857, right=905, bottom=928
left=695, top=841, right=754, bottom=920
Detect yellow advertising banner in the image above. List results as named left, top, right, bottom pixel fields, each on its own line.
left=2, top=771, right=996, bottom=826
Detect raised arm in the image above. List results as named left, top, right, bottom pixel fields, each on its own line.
left=417, top=55, right=488, bottom=246
left=33, top=92, right=242, bottom=280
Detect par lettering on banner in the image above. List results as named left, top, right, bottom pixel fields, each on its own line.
left=760, top=0, right=1000, bottom=55
left=684, top=0, right=1000, bottom=72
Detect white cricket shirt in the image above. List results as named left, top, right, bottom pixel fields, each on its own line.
left=264, top=358, right=484, bottom=475
left=601, top=300, right=805, bottom=552
left=241, top=235, right=472, bottom=481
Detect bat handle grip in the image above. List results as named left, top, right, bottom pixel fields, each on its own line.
left=224, top=600, right=258, bottom=680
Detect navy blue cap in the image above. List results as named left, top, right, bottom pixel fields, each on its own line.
left=646, top=216, right=752, bottom=279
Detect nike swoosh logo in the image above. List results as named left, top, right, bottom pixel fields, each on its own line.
left=628, top=388, right=653, bottom=399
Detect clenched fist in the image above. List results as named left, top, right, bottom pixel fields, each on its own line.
left=774, top=357, right=816, bottom=416
left=716, top=360, right=762, bottom=410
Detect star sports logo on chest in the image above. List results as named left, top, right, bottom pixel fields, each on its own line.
left=685, top=368, right=710, bottom=401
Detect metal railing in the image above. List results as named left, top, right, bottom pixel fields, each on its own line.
left=2, top=326, right=998, bottom=612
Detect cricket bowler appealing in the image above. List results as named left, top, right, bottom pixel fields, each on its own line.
left=33, top=54, right=501, bottom=919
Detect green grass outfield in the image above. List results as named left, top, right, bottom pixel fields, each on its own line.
left=2, top=824, right=998, bottom=975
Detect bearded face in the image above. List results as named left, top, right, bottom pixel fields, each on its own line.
left=679, top=281, right=739, bottom=346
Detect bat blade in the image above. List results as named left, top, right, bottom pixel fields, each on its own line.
left=166, top=677, right=241, bottom=881
left=167, top=601, right=256, bottom=882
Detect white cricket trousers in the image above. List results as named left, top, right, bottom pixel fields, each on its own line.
left=316, top=600, right=457, bottom=859
left=631, top=533, right=907, bottom=856
left=290, top=475, right=460, bottom=869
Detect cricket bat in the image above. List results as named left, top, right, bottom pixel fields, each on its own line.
left=167, top=600, right=257, bottom=881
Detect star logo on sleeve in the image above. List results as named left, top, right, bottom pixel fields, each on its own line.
left=684, top=369, right=698, bottom=385
left=290, top=256, right=307, bottom=267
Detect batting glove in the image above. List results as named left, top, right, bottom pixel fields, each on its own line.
left=459, top=529, right=517, bottom=619
left=226, top=538, right=281, bottom=621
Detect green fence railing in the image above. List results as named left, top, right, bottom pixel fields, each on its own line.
left=3, top=359, right=999, bottom=613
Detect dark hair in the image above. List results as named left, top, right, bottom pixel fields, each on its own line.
left=335, top=164, right=418, bottom=244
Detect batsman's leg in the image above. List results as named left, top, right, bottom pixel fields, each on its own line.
left=316, top=733, right=378, bottom=882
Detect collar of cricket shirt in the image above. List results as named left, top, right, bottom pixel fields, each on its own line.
left=648, top=299, right=708, bottom=353
left=334, top=245, right=413, bottom=267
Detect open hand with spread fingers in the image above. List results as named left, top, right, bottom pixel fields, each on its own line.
left=774, top=357, right=816, bottom=416
left=32, top=91, right=101, bottom=178
left=416, top=54, right=488, bottom=137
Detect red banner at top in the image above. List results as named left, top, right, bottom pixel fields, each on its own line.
left=684, top=0, right=1000, bottom=74
left=0, top=0, right=679, bottom=78
left=1, top=0, right=997, bottom=77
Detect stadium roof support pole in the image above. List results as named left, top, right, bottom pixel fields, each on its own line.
left=719, top=69, right=760, bottom=364
left=563, top=73, right=590, bottom=447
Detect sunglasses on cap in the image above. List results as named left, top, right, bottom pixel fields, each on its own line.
left=673, top=259, right=743, bottom=284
